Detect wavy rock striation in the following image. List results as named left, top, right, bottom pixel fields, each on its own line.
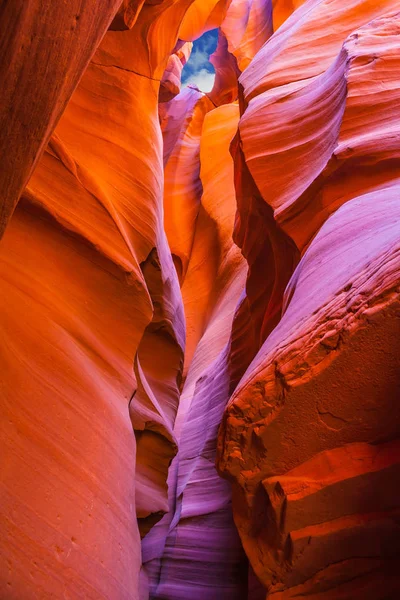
left=1, top=1, right=400, bottom=599
left=217, top=2, right=400, bottom=599
left=0, top=0, right=123, bottom=237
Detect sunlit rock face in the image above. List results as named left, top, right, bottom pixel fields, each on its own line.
left=218, top=2, right=400, bottom=599
left=0, top=0, right=123, bottom=238
left=1, top=1, right=400, bottom=599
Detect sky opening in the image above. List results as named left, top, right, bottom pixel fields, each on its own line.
left=181, top=29, right=219, bottom=93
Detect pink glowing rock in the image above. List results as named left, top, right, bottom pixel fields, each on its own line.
left=209, top=32, right=240, bottom=105
left=143, top=103, right=248, bottom=599
left=218, top=188, right=400, bottom=596
left=1, top=1, right=400, bottom=598
left=221, top=0, right=273, bottom=71
left=239, top=7, right=400, bottom=252
left=160, top=42, right=193, bottom=102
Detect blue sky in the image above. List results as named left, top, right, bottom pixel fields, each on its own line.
left=181, top=29, right=219, bottom=92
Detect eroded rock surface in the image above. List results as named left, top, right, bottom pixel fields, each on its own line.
left=1, top=1, right=399, bottom=599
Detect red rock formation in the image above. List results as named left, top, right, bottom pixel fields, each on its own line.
left=159, top=41, right=193, bottom=102
left=0, top=0, right=123, bottom=237
left=221, top=0, right=273, bottom=70
left=1, top=0, right=400, bottom=599
left=217, top=2, right=400, bottom=598
left=143, top=101, right=248, bottom=599
left=179, top=0, right=231, bottom=41
left=218, top=187, right=400, bottom=596
left=271, top=0, right=306, bottom=30
left=0, top=1, right=191, bottom=596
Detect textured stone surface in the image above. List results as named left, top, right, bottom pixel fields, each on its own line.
left=221, top=0, right=273, bottom=70
left=215, top=4, right=400, bottom=598
left=218, top=188, right=400, bottom=596
left=1, top=1, right=400, bottom=599
left=0, top=1, right=190, bottom=597
left=0, top=0, right=123, bottom=238
left=143, top=98, right=248, bottom=600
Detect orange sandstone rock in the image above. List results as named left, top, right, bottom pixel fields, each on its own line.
left=143, top=102, right=248, bottom=600
left=0, top=0, right=123, bottom=238
left=159, top=42, right=193, bottom=102
left=0, top=1, right=196, bottom=596
left=110, top=0, right=147, bottom=30
left=271, top=0, right=307, bottom=31
left=1, top=1, right=400, bottom=598
left=179, top=0, right=231, bottom=41
left=221, top=0, right=273, bottom=71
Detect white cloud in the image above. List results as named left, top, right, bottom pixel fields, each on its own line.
left=181, top=31, right=218, bottom=93
left=183, top=69, right=215, bottom=93
left=188, top=49, right=210, bottom=71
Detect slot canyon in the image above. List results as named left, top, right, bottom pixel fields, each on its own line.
left=1, top=0, right=400, bottom=598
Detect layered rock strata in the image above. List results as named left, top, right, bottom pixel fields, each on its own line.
left=1, top=1, right=399, bottom=599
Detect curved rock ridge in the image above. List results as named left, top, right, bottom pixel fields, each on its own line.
left=0, top=0, right=123, bottom=238
left=1, top=0, right=400, bottom=599
left=271, top=0, right=307, bottom=31
left=143, top=98, right=248, bottom=598
left=221, top=0, right=273, bottom=71
left=218, top=187, right=400, bottom=596
left=179, top=0, right=232, bottom=42
left=239, top=6, right=400, bottom=252
left=159, top=41, right=193, bottom=103
left=161, top=87, right=214, bottom=285
left=240, top=0, right=400, bottom=102
left=0, top=1, right=193, bottom=597
left=214, top=3, right=400, bottom=597
left=110, top=0, right=147, bottom=31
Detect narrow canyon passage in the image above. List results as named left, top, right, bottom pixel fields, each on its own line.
left=1, top=1, right=400, bottom=599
